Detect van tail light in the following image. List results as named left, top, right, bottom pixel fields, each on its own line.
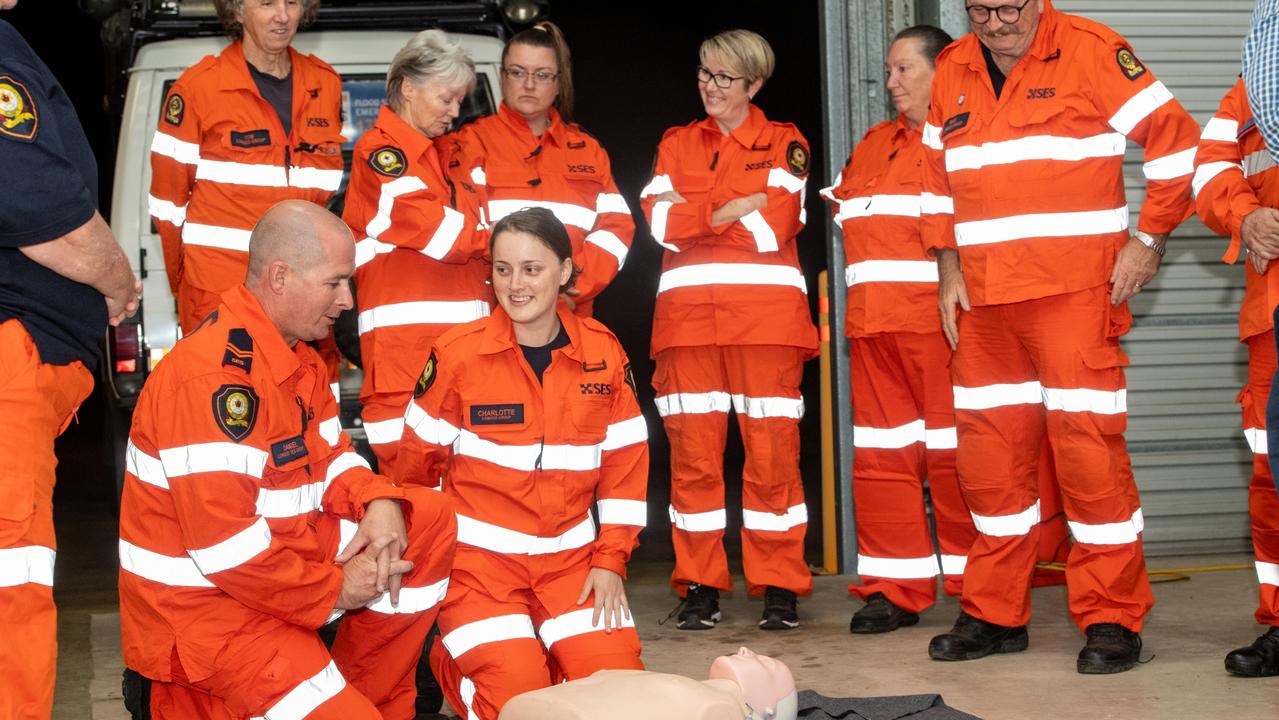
left=109, top=318, right=143, bottom=376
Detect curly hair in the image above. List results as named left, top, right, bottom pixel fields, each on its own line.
left=214, top=0, right=320, bottom=40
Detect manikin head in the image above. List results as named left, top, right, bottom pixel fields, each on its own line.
left=709, top=648, right=798, bottom=720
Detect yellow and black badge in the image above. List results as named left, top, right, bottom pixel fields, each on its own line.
left=1116, top=48, right=1146, bottom=82
left=786, top=140, right=809, bottom=176
left=413, top=350, right=438, bottom=399
left=164, top=93, right=185, bottom=126
left=370, top=145, right=407, bottom=177
left=0, top=76, right=38, bottom=141
left=212, top=384, right=259, bottom=442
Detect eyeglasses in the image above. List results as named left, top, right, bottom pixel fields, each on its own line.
left=696, top=66, right=745, bottom=89
left=502, top=67, right=558, bottom=84
left=966, top=0, right=1031, bottom=24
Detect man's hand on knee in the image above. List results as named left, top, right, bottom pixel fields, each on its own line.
left=336, top=535, right=415, bottom=610
left=336, top=499, right=412, bottom=607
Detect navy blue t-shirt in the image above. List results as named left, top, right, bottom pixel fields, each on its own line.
left=0, top=20, right=107, bottom=368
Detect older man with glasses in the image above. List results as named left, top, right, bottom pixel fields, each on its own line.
left=919, top=0, right=1199, bottom=673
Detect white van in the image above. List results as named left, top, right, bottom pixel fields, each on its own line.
left=100, top=3, right=515, bottom=497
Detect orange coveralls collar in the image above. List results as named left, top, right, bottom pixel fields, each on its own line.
left=217, top=38, right=326, bottom=98
left=695, top=102, right=771, bottom=148
left=496, top=100, right=572, bottom=147
left=476, top=299, right=590, bottom=360
left=372, top=102, right=436, bottom=164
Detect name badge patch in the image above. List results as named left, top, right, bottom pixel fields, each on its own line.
left=230, top=129, right=271, bottom=148
left=271, top=434, right=308, bottom=466
left=941, top=112, right=970, bottom=138
left=470, top=403, right=524, bottom=426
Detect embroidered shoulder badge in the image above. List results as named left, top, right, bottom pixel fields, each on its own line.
left=413, top=350, right=438, bottom=399
left=164, top=93, right=184, bottom=126
left=0, top=76, right=38, bottom=141
left=212, top=384, right=259, bottom=442
left=221, top=328, right=254, bottom=373
left=370, top=145, right=407, bottom=177
left=1116, top=48, right=1146, bottom=81
left=786, top=140, right=810, bottom=176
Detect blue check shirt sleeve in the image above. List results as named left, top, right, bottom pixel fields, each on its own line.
left=1244, top=0, right=1279, bottom=162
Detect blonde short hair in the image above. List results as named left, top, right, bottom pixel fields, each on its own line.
left=699, top=29, right=775, bottom=87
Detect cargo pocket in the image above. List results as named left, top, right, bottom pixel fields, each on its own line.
left=0, top=476, right=35, bottom=544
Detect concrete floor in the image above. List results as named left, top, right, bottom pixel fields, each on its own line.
left=50, top=500, right=1278, bottom=719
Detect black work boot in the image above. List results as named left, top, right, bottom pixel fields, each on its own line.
left=1225, top=627, right=1279, bottom=677
left=675, top=584, right=722, bottom=630
left=850, top=592, right=920, bottom=634
left=760, top=586, right=800, bottom=630
left=928, top=611, right=1028, bottom=661
left=1078, top=623, right=1142, bottom=674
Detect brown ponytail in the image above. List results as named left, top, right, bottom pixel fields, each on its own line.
left=503, top=21, right=575, bottom=123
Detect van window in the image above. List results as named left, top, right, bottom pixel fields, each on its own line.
left=342, top=74, right=496, bottom=148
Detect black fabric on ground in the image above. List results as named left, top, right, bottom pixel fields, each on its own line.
left=797, top=690, right=982, bottom=720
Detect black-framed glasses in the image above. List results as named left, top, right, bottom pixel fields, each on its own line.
left=502, top=66, right=559, bottom=84
left=696, top=66, right=745, bottom=89
left=966, top=0, right=1031, bottom=24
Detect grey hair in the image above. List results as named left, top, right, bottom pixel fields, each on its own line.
left=386, top=29, right=477, bottom=113
left=214, top=0, right=320, bottom=39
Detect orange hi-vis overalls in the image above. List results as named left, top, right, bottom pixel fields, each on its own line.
left=149, top=40, right=345, bottom=334
left=920, top=0, right=1199, bottom=632
left=640, top=104, right=817, bottom=597
left=1193, top=77, right=1279, bottom=628
left=395, top=305, right=648, bottom=720
left=821, top=116, right=976, bottom=613
left=449, top=103, right=634, bottom=317
left=343, top=105, right=492, bottom=474
left=119, top=286, right=457, bottom=720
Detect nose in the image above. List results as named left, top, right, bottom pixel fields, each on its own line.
left=886, top=69, right=901, bottom=90
left=270, top=0, right=288, bottom=21
left=337, top=281, right=353, bottom=311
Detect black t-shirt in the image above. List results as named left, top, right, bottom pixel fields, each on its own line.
left=247, top=63, right=293, bottom=137
left=520, top=324, right=570, bottom=384
left=0, top=20, right=106, bottom=368
left=982, top=43, right=1008, bottom=99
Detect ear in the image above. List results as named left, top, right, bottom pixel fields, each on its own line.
left=747, top=77, right=764, bottom=100
left=267, top=260, right=290, bottom=295
left=558, top=257, right=573, bottom=287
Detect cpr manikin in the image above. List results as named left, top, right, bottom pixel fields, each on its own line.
left=498, top=647, right=798, bottom=720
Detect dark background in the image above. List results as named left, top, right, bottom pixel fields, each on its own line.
left=8, top=0, right=831, bottom=565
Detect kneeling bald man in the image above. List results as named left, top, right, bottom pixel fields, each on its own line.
left=118, top=200, right=457, bottom=719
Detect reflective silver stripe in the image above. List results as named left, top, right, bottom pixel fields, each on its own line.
left=182, top=222, right=253, bottom=252
left=1192, top=160, right=1241, bottom=197
left=954, top=207, right=1129, bottom=247
left=739, top=209, right=778, bottom=252
left=256, top=480, right=327, bottom=518
left=1068, top=508, right=1144, bottom=545
left=318, top=416, right=340, bottom=447
left=403, top=403, right=461, bottom=447
left=767, top=167, right=805, bottom=194
left=1142, top=147, right=1196, bottom=180
left=640, top=174, right=674, bottom=197
left=971, top=500, right=1040, bottom=537
left=159, top=442, right=269, bottom=479
left=1200, top=116, right=1239, bottom=142
left=456, top=513, right=595, bottom=555
left=602, top=415, right=648, bottom=451
left=1244, top=148, right=1277, bottom=178
left=649, top=200, right=676, bottom=250
left=251, top=660, right=346, bottom=720
left=538, top=607, right=636, bottom=649
left=653, top=391, right=733, bottom=417
left=150, top=130, right=200, bottom=164
left=489, top=198, right=595, bottom=230
left=442, top=614, right=537, bottom=658
left=596, top=192, right=630, bottom=214
left=357, top=300, right=491, bottom=335
left=118, top=539, right=213, bottom=588
left=470, top=167, right=486, bottom=185
left=597, top=498, right=647, bottom=526
left=945, top=132, right=1125, bottom=173
left=423, top=206, right=466, bottom=260
left=288, top=166, right=343, bottom=192
left=456, top=429, right=601, bottom=472
left=330, top=382, right=340, bottom=406
left=856, top=553, right=939, bottom=580
left=921, top=122, right=943, bottom=150
left=1108, top=81, right=1174, bottom=135
left=953, top=381, right=1043, bottom=410
left=817, top=174, right=842, bottom=203
left=1245, top=426, right=1268, bottom=455
left=336, top=519, right=359, bottom=562
left=668, top=505, right=727, bottom=532
left=364, top=577, right=449, bottom=614
left=1257, top=561, right=1279, bottom=586
left=742, top=502, right=808, bottom=532
left=585, top=229, right=629, bottom=268
left=657, top=263, right=808, bottom=294
left=940, top=553, right=967, bottom=576
left=924, top=427, right=958, bottom=450
left=730, top=394, right=805, bottom=420
left=127, top=440, right=168, bottom=489
left=920, top=192, right=954, bottom=215
left=0, top=546, right=55, bottom=587
left=845, top=260, right=938, bottom=286
left=364, top=417, right=405, bottom=446
left=459, top=676, right=479, bottom=720
left=365, top=176, right=429, bottom=245
left=853, top=420, right=924, bottom=449
left=188, top=516, right=272, bottom=575
left=148, top=194, right=187, bottom=227
left=835, top=194, right=921, bottom=223
left=326, top=451, right=370, bottom=484
left=195, top=158, right=288, bottom=187
left=1042, top=387, right=1127, bottom=415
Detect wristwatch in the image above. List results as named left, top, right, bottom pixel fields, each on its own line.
left=1134, top=230, right=1166, bottom=258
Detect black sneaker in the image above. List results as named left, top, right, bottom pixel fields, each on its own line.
left=928, top=611, right=1028, bottom=661
left=759, top=586, right=799, bottom=630
left=675, top=584, right=721, bottom=630
left=850, top=592, right=920, bottom=634
left=1224, top=627, right=1279, bottom=677
left=1078, top=623, right=1142, bottom=674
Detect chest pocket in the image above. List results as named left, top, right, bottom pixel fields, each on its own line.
left=487, top=167, right=539, bottom=196
left=670, top=170, right=716, bottom=202
left=567, top=394, right=611, bottom=441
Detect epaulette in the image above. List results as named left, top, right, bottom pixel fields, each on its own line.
left=221, top=327, right=254, bottom=373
